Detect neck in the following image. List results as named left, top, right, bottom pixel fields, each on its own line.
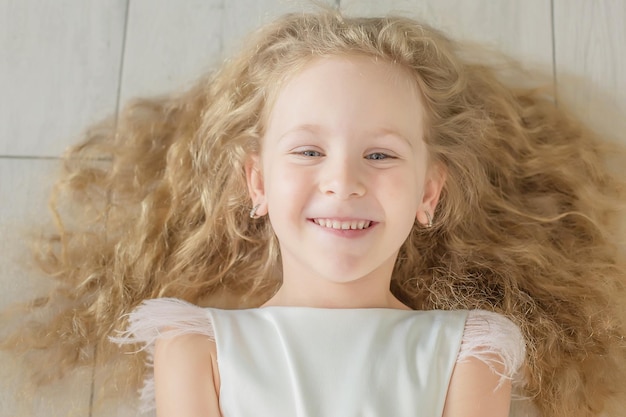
left=262, top=261, right=411, bottom=310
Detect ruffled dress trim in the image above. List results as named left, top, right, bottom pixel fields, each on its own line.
left=112, top=298, right=526, bottom=414
left=459, top=310, right=526, bottom=390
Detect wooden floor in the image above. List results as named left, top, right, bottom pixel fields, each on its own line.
left=1, top=0, right=624, bottom=416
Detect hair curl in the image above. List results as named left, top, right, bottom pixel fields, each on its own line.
left=3, top=10, right=626, bottom=417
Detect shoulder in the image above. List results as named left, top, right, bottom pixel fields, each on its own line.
left=154, top=333, right=221, bottom=417
left=155, top=330, right=217, bottom=363
left=443, top=352, right=513, bottom=417
left=154, top=332, right=219, bottom=386
left=443, top=310, right=525, bottom=417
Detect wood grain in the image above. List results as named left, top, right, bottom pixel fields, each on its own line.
left=119, top=0, right=223, bottom=101
left=553, top=0, right=626, bottom=143
left=341, top=0, right=553, bottom=67
left=0, top=0, right=127, bottom=157
left=0, top=158, right=92, bottom=417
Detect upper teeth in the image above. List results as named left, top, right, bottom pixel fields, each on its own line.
left=313, top=219, right=371, bottom=230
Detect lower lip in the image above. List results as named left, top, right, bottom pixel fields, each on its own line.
left=308, top=220, right=377, bottom=238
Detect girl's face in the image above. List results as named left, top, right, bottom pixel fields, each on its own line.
left=247, top=55, right=444, bottom=299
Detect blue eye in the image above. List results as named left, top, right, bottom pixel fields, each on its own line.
left=300, top=150, right=322, bottom=157
left=366, top=152, right=393, bottom=160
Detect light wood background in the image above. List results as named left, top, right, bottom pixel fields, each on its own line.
left=1, top=1, right=624, bottom=416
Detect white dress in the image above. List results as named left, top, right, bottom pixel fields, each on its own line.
left=114, top=298, right=526, bottom=417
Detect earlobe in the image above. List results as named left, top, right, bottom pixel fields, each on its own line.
left=245, top=155, right=268, bottom=217
left=417, top=163, right=447, bottom=227
left=416, top=210, right=433, bottom=228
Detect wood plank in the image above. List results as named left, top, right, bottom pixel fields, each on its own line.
left=340, top=0, right=553, bottom=67
left=92, top=390, right=147, bottom=417
left=119, top=0, right=336, bottom=102
left=221, top=0, right=336, bottom=53
left=119, top=0, right=223, bottom=101
left=0, top=158, right=92, bottom=417
left=0, top=0, right=127, bottom=157
left=0, top=159, right=58, bottom=308
left=553, top=0, right=626, bottom=143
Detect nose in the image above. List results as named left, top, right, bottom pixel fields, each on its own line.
left=319, top=155, right=366, bottom=199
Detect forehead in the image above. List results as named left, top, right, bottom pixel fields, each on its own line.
left=263, top=55, right=425, bottom=142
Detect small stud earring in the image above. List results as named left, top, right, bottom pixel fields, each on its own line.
left=249, top=204, right=261, bottom=219
left=425, top=211, right=433, bottom=228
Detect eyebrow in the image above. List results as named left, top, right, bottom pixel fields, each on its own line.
left=277, top=124, right=416, bottom=148
left=373, top=127, right=415, bottom=148
left=277, top=124, right=324, bottom=142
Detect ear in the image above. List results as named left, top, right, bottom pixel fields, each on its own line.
left=416, top=162, right=447, bottom=226
left=245, top=154, right=268, bottom=217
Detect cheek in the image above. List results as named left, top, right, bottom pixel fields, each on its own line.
left=378, top=170, right=423, bottom=206
left=264, top=163, right=313, bottom=203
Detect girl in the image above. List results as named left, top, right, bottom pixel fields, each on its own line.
left=117, top=47, right=524, bottom=417
left=4, top=9, right=626, bottom=417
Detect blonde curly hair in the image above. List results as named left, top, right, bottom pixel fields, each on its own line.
left=4, top=9, right=625, bottom=417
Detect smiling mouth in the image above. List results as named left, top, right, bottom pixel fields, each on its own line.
left=312, top=218, right=373, bottom=230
